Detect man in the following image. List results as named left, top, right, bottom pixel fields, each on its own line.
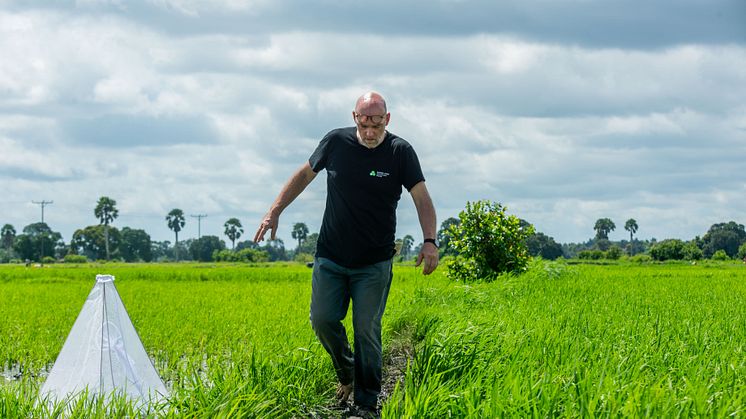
left=254, top=91, right=439, bottom=415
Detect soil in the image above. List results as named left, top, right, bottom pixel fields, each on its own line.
left=308, top=338, right=414, bottom=418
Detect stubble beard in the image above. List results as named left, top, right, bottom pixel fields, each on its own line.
left=356, top=129, right=386, bottom=149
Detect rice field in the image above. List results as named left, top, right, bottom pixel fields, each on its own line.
left=1, top=260, right=745, bottom=417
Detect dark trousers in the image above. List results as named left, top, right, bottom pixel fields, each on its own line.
left=310, top=257, right=394, bottom=409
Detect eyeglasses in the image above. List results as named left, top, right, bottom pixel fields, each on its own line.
left=354, top=113, right=387, bottom=125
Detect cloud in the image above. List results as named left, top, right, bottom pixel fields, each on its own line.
left=1, top=3, right=745, bottom=248
left=62, top=114, right=218, bottom=147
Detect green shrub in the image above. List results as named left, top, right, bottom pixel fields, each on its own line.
left=711, top=249, right=730, bottom=261
left=41, top=256, right=56, bottom=264
left=682, top=242, right=703, bottom=261
left=64, top=254, right=88, bottom=264
left=649, top=239, right=686, bottom=261
left=447, top=200, right=534, bottom=282
left=629, top=254, right=653, bottom=263
left=578, top=250, right=604, bottom=260
left=605, top=245, right=623, bottom=260
left=213, top=248, right=269, bottom=263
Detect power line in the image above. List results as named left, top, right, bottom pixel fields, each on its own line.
left=190, top=214, right=207, bottom=239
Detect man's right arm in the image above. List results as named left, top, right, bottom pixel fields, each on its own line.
left=254, top=161, right=317, bottom=242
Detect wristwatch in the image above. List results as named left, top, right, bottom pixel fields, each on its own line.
left=424, top=238, right=438, bottom=247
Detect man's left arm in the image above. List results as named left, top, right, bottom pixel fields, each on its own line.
left=410, top=181, right=439, bottom=275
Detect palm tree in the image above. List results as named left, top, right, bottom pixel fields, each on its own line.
left=1, top=224, right=16, bottom=250
left=224, top=218, right=244, bottom=250
left=166, top=208, right=186, bottom=261
left=593, top=218, right=616, bottom=240
left=291, top=222, right=309, bottom=251
left=94, top=196, right=118, bottom=260
left=624, top=219, right=639, bottom=243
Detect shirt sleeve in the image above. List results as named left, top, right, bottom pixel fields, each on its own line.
left=401, top=143, right=425, bottom=191
left=309, top=131, right=333, bottom=173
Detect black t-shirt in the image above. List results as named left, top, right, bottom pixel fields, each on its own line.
left=309, top=127, right=425, bottom=268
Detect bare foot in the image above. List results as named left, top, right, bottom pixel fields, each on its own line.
left=336, top=382, right=353, bottom=403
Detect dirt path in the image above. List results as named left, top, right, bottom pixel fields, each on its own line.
left=309, top=339, right=413, bottom=418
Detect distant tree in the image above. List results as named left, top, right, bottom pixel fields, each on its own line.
left=224, top=218, right=244, bottom=250
left=166, top=208, right=186, bottom=261
left=625, top=240, right=647, bottom=257
left=291, top=222, right=309, bottom=251
left=700, top=221, right=746, bottom=258
left=235, top=240, right=260, bottom=251
left=120, top=227, right=153, bottom=262
left=94, top=196, right=119, bottom=260
left=14, top=223, right=63, bottom=261
left=151, top=240, right=172, bottom=262
left=261, top=239, right=287, bottom=261
left=594, top=218, right=616, bottom=240
left=189, top=235, right=225, bottom=262
left=624, top=219, right=638, bottom=243
left=595, top=238, right=611, bottom=251
left=1, top=224, right=16, bottom=250
left=437, top=217, right=460, bottom=257
left=401, top=235, right=415, bottom=260
left=737, top=242, right=746, bottom=261
left=71, top=225, right=121, bottom=261
left=526, top=232, right=564, bottom=260
left=13, top=235, right=34, bottom=261
left=297, top=232, right=319, bottom=256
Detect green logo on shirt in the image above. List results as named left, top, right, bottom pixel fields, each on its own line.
left=369, top=170, right=390, bottom=178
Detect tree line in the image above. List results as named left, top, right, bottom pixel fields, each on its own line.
left=1, top=196, right=745, bottom=264
left=563, top=218, right=746, bottom=262
left=0, top=197, right=288, bottom=263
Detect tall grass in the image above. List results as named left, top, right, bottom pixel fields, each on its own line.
left=0, top=263, right=334, bottom=417
left=1, top=261, right=745, bottom=417
left=383, top=260, right=746, bottom=417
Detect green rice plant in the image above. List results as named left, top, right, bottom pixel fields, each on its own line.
left=383, top=260, right=746, bottom=417
left=2, top=260, right=746, bottom=417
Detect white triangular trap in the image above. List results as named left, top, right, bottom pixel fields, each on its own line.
left=40, top=274, right=169, bottom=406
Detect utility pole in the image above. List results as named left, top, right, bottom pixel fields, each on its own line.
left=32, top=200, right=53, bottom=223
left=190, top=214, right=207, bottom=239
left=32, top=200, right=53, bottom=265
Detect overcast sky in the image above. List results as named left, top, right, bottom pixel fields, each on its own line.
left=1, top=0, right=745, bottom=247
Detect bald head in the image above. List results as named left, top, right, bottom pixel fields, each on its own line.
left=352, top=91, right=390, bottom=149
left=355, top=91, right=387, bottom=115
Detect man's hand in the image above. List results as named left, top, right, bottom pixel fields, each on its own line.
left=254, top=162, right=317, bottom=243
left=415, top=241, right=439, bottom=275
left=254, top=211, right=279, bottom=243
